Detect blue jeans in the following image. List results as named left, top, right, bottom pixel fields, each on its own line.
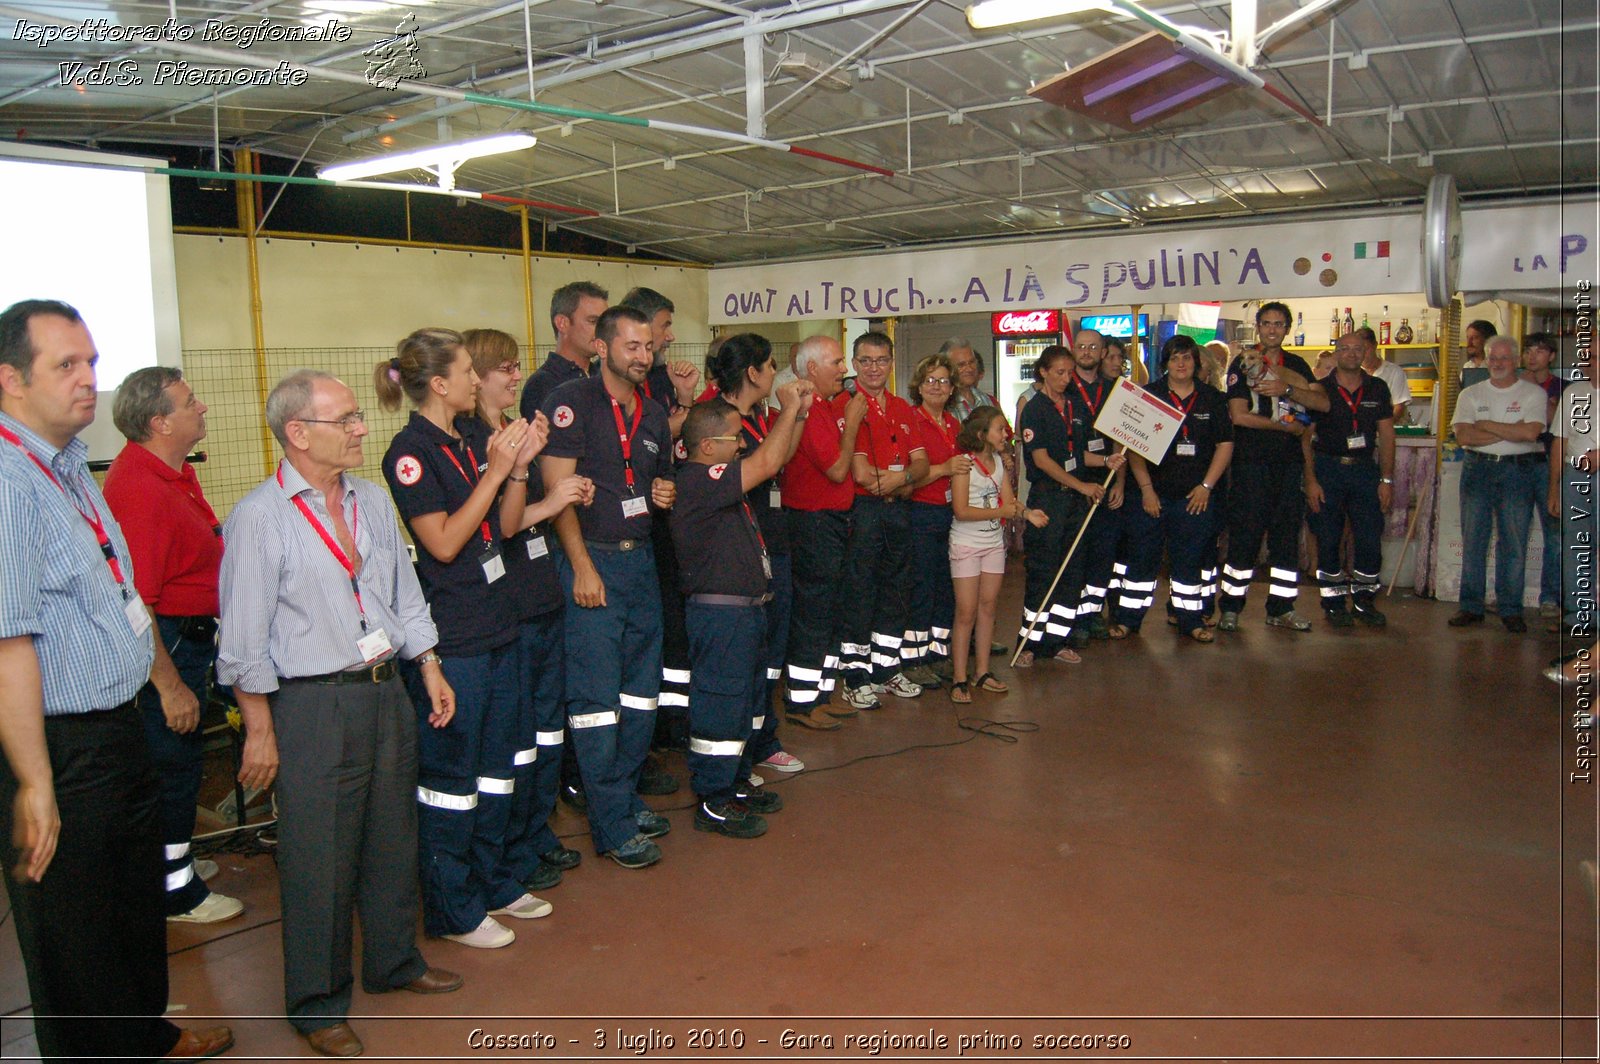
left=1458, top=455, right=1542, bottom=617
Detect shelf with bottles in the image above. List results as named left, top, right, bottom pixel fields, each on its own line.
left=1282, top=343, right=1438, bottom=398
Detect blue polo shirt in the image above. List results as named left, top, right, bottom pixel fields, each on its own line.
left=1018, top=390, right=1076, bottom=496
left=520, top=352, right=591, bottom=422
left=540, top=375, right=671, bottom=544
left=672, top=458, right=769, bottom=598
left=1310, top=371, right=1392, bottom=460
left=1146, top=379, right=1233, bottom=497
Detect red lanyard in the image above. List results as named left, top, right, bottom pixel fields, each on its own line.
left=1072, top=375, right=1106, bottom=419
left=738, top=498, right=769, bottom=558
left=438, top=441, right=493, bottom=548
left=278, top=465, right=368, bottom=628
left=1337, top=382, right=1365, bottom=433
left=1169, top=387, right=1198, bottom=440
left=741, top=405, right=770, bottom=444
left=0, top=424, right=129, bottom=595
left=861, top=391, right=904, bottom=463
left=1049, top=396, right=1076, bottom=455
left=609, top=395, right=645, bottom=491
left=640, top=377, right=653, bottom=401
left=971, top=453, right=1002, bottom=496
left=917, top=406, right=958, bottom=452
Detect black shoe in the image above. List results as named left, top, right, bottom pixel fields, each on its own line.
left=525, top=859, right=562, bottom=892
left=637, top=755, right=679, bottom=796
left=1447, top=610, right=1484, bottom=627
left=1352, top=605, right=1387, bottom=627
left=732, top=787, right=783, bottom=814
left=693, top=799, right=767, bottom=839
left=989, top=641, right=1009, bottom=655
left=1326, top=610, right=1355, bottom=628
left=605, top=833, right=662, bottom=869
left=1501, top=615, right=1528, bottom=633
left=559, top=781, right=587, bottom=814
left=635, top=808, right=671, bottom=838
left=539, top=845, right=582, bottom=871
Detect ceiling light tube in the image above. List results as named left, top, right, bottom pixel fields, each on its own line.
left=318, top=132, right=537, bottom=188
left=966, top=0, right=1108, bottom=30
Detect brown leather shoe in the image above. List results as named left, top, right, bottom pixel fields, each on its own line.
left=784, top=706, right=842, bottom=731
left=305, top=1022, right=364, bottom=1058
left=402, top=966, right=464, bottom=994
left=164, top=1026, right=234, bottom=1059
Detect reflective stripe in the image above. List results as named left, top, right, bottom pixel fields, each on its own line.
left=870, top=632, right=902, bottom=648
left=536, top=730, right=563, bottom=746
left=871, top=652, right=900, bottom=668
left=898, top=645, right=918, bottom=660
left=840, top=641, right=870, bottom=656
left=1022, top=626, right=1044, bottom=642
left=787, top=664, right=823, bottom=683
left=662, top=668, right=692, bottom=684
left=166, top=866, right=194, bottom=892
left=929, top=639, right=949, bottom=655
left=1268, top=583, right=1299, bottom=598
left=1269, top=567, right=1297, bottom=582
left=1223, top=565, right=1253, bottom=580
left=1044, top=621, right=1072, bottom=636
left=570, top=710, right=619, bottom=729
left=1171, top=595, right=1205, bottom=610
left=1220, top=581, right=1249, bottom=596
left=751, top=714, right=765, bottom=729
left=787, top=688, right=821, bottom=705
left=766, top=668, right=782, bottom=680
left=820, top=676, right=837, bottom=691
left=618, top=693, right=658, bottom=711
left=1169, top=580, right=1204, bottom=595
left=513, top=747, right=538, bottom=766
left=1118, top=594, right=1153, bottom=609
left=1120, top=579, right=1158, bottom=592
left=930, top=626, right=951, bottom=639
left=1082, top=583, right=1106, bottom=596
left=165, top=842, right=191, bottom=861
left=658, top=692, right=689, bottom=708
left=823, top=654, right=841, bottom=670
left=478, top=776, right=515, bottom=795
left=417, top=786, right=478, bottom=811
left=1351, top=569, right=1379, bottom=584
left=689, top=736, right=746, bottom=757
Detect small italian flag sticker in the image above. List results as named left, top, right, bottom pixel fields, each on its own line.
left=1353, top=240, right=1391, bottom=259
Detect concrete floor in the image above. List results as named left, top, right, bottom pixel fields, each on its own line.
left=1, top=581, right=1596, bottom=1061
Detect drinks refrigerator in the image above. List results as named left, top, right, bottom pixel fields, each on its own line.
left=991, top=309, right=1065, bottom=510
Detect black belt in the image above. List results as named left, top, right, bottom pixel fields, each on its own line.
left=585, top=538, right=646, bottom=552
left=158, top=614, right=218, bottom=642
left=688, top=592, right=772, bottom=607
left=286, top=660, right=397, bottom=686
left=1466, top=451, right=1542, bottom=464
left=1321, top=454, right=1376, bottom=466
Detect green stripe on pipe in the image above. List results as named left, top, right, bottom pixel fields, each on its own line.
left=159, top=168, right=333, bottom=186
left=463, top=91, right=651, bottom=128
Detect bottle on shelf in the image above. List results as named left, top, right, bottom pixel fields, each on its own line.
left=1379, top=305, right=1391, bottom=345
left=1342, top=306, right=1355, bottom=334
left=1361, top=310, right=1370, bottom=333
left=1330, top=308, right=1341, bottom=344
left=1293, top=313, right=1305, bottom=346
left=1394, top=317, right=1413, bottom=344
left=1418, top=308, right=1432, bottom=344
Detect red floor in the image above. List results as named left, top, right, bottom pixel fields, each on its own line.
left=2, top=583, right=1596, bottom=1062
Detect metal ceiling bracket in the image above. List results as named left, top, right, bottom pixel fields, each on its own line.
left=745, top=32, right=767, bottom=139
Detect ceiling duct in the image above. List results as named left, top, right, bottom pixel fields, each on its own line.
left=773, top=53, right=854, bottom=93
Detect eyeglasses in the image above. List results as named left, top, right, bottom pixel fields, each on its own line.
left=488, top=361, right=520, bottom=376
left=856, top=356, right=893, bottom=368
left=297, top=411, right=367, bottom=432
left=922, top=376, right=952, bottom=387
left=702, top=434, right=742, bottom=443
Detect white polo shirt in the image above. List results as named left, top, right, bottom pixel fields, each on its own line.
left=1452, top=378, right=1549, bottom=456
left=1552, top=379, right=1598, bottom=466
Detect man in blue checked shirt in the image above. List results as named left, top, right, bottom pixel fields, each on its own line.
left=0, top=299, right=233, bottom=1060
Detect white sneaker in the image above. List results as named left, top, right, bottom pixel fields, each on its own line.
left=881, top=672, right=923, bottom=699
left=759, top=750, right=805, bottom=773
left=841, top=684, right=881, bottom=711
left=193, top=858, right=219, bottom=881
left=443, top=915, right=515, bottom=948
left=746, top=773, right=764, bottom=788
left=490, top=893, right=552, bottom=920
left=168, top=892, right=243, bottom=924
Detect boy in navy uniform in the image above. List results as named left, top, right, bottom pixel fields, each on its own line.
left=539, top=306, right=676, bottom=869
left=1302, top=332, right=1396, bottom=626
left=672, top=381, right=813, bottom=837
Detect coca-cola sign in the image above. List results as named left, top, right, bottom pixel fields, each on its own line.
left=991, top=309, right=1061, bottom=336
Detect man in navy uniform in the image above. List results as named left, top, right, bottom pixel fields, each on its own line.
left=540, top=306, right=677, bottom=868
left=520, top=280, right=607, bottom=421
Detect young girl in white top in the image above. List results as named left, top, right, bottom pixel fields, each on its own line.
left=947, top=405, right=1047, bottom=704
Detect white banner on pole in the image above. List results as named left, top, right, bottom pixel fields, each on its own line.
left=1094, top=378, right=1184, bottom=463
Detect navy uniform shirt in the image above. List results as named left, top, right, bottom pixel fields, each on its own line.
left=382, top=412, right=517, bottom=657
left=642, top=364, right=683, bottom=414
left=1018, top=389, right=1077, bottom=499
left=737, top=405, right=790, bottom=556
left=520, top=352, right=590, bottom=422
left=1309, top=372, right=1392, bottom=460
left=1064, top=373, right=1116, bottom=460
left=672, top=458, right=769, bottom=598
left=1226, top=351, right=1317, bottom=464
left=541, top=375, right=671, bottom=543
left=1147, top=379, right=1233, bottom=497
left=480, top=416, right=563, bottom=622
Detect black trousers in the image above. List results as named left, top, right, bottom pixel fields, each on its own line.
left=1221, top=459, right=1305, bottom=617
left=838, top=496, right=912, bottom=684
left=1307, top=455, right=1384, bottom=612
left=0, top=704, right=181, bottom=1062
left=783, top=509, right=849, bottom=711
left=1020, top=488, right=1088, bottom=656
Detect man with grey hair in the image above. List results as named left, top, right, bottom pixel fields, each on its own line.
left=104, top=366, right=245, bottom=926
left=219, top=370, right=463, bottom=1057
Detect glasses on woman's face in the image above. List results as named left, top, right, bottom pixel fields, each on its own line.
left=490, top=361, right=519, bottom=376
left=922, top=376, right=952, bottom=387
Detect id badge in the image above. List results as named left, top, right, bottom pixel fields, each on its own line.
left=622, top=495, right=649, bottom=519
left=526, top=535, right=549, bottom=560
left=889, top=463, right=905, bottom=473
left=761, top=553, right=772, bottom=580
left=944, top=486, right=953, bottom=504
left=480, top=546, right=505, bottom=584
left=769, top=485, right=782, bottom=508
left=124, top=595, right=152, bottom=637
left=1346, top=434, right=1368, bottom=451
left=356, top=626, right=392, bottom=664
left=1063, top=457, right=1078, bottom=473
left=1175, top=442, right=1197, bottom=457
left=1088, top=438, right=1105, bottom=453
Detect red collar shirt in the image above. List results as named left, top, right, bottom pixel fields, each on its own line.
left=102, top=442, right=223, bottom=616
left=910, top=405, right=960, bottom=505
left=781, top=391, right=858, bottom=512
left=851, top=391, right=924, bottom=498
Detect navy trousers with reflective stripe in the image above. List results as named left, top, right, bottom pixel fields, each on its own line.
left=686, top=602, right=767, bottom=801
left=1114, top=495, right=1220, bottom=632
left=748, top=551, right=791, bottom=766
left=907, top=501, right=955, bottom=662
left=557, top=545, right=662, bottom=854
left=505, top=610, right=566, bottom=884
left=784, top=509, right=849, bottom=710
left=1223, top=460, right=1305, bottom=617
left=1020, top=488, right=1086, bottom=656
left=135, top=615, right=213, bottom=916
left=409, top=642, right=522, bottom=935
left=1307, top=455, right=1384, bottom=613
left=839, top=496, right=912, bottom=683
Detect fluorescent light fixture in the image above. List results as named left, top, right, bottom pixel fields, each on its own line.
left=319, top=132, right=536, bottom=191
left=966, top=0, right=1110, bottom=30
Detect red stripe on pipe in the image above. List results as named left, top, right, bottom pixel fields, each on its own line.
left=787, top=145, right=895, bottom=177
left=482, top=193, right=601, bottom=217
left=1262, top=82, right=1323, bottom=127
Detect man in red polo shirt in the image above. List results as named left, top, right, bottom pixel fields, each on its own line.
left=104, top=367, right=244, bottom=925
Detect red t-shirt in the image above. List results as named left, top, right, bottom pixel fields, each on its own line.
left=851, top=391, right=923, bottom=498
left=781, top=391, right=856, bottom=512
left=102, top=442, right=223, bottom=616
left=910, top=405, right=960, bottom=505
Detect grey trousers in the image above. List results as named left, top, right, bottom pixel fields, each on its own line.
left=272, top=675, right=429, bottom=1033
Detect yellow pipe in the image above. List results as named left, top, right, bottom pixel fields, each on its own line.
left=236, top=149, right=274, bottom=477
left=520, top=206, right=536, bottom=371
left=1510, top=303, right=1528, bottom=344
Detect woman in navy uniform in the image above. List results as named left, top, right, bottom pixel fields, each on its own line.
left=463, top=329, right=592, bottom=893
left=706, top=334, right=807, bottom=778
left=671, top=383, right=813, bottom=837
left=1118, top=335, right=1235, bottom=642
left=377, top=328, right=550, bottom=950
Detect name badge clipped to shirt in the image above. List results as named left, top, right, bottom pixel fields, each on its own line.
left=1063, top=456, right=1078, bottom=473
left=526, top=534, right=549, bottom=560
left=1088, top=438, right=1106, bottom=453
left=769, top=485, right=782, bottom=508
left=761, top=553, right=772, bottom=580
left=622, top=495, right=649, bottom=520
left=888, top=463, right=905, bottom=473
left=944, top=486, right=953, bottom=504
left=1346, top=434, right=1368, bottom=451
left=356, top=626, right=392, bottom=664
left=124, top=596, right=152, bottom=637
left=480, top=545, right=506, bottom=584
left=1175, top=442, right=1197, bottom=457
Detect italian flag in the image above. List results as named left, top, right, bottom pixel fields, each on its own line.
left=1175, top=301, right=1220, bottom=341
left=1353, top=240, right=1391, bottom=259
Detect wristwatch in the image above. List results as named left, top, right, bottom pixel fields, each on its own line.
left=417, top=650, right=442, bottom=667
left=1379, top=476, right=1394, bottom=484
left=1200, top=482, right=1213, bottom=491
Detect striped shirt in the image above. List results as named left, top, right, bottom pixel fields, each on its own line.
left=217, top=459, right=438, bottom=694
left=0, top=411, right=153, bottom=715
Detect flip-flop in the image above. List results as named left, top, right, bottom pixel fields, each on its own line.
left=1053, top=647, right=1082, bottom=664
left=1189, top=627, right=1215, bottom=644
left=975, top=672, right=1008, bottom=693
left=950, top=681, right=971, bottom=704
left=1107, top=624, right=1132, bottom=639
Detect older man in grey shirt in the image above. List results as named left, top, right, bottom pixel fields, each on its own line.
left=218, top=370, right=462, bottom=1058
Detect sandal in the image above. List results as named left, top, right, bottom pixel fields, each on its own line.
left=950, top=681, right=971, bottom=704
left=1107, top=624, right=1132, bottom=640
left=1188, top=627, right=1215, bottom=643
left=1014, top=650, right=1034, bottom=669
left=975, top=672, right=1008, bottom=693
left=1053, top=647, right=1082, bottom=665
